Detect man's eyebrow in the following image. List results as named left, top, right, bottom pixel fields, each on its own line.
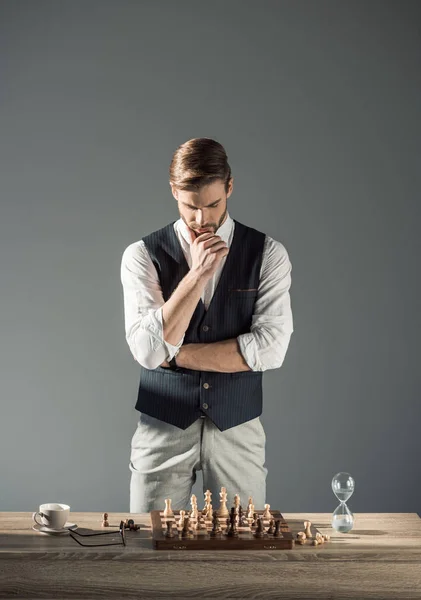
left=182, top=198, right=222, bottom=208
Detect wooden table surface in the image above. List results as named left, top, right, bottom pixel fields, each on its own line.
left=1, top=512, right=421, bottom=599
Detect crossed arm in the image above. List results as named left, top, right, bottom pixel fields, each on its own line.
left=121, top=235, right=293, bottom=374
left=160, top=338, right=251, bottom=373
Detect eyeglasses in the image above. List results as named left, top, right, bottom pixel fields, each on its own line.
left=68, top=520, right=126, bottom=547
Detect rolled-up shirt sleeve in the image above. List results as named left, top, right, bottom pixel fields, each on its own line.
left=120, top=241, right=184, bottom=370
left=237, top=236, right=294, bottom=371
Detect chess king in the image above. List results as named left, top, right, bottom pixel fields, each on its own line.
left=121, top=137, right=294, bottom=513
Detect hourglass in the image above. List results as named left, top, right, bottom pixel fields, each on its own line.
left=331, top=472, right=355, bottom=533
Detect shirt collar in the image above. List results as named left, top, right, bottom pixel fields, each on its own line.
left=178, top=212, right=234, bottom=246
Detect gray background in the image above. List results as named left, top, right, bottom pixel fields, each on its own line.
left=1, top=0, right=420, bottom=515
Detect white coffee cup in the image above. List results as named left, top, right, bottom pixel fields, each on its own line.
left=32, top=503, right=70, bottom=529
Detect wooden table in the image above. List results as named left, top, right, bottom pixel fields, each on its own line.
left=1, top=512, right=421, bottom=599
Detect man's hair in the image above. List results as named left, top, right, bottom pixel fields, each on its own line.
left=169, top=137, right=232, bottom=193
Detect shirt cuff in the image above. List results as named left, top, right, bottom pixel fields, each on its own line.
left=155, top=306, right=185, bottom=360
left=237, top=333, right=260, bottom=371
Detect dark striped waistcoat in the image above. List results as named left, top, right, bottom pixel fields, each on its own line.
left=135, top=218, right=266, bottom=432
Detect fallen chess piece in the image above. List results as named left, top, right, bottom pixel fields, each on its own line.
left=315, top=532, right=324, bottom=544
left=296, top=532, right=306, bottom=544
left=323, top=534, right=331, bottom=542
left=312, top=539, right=319, bottom=546
left=101, top=512, right=109, bottom=527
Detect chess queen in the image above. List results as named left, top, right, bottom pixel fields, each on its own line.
left=122, top=138, right=294, bottom=513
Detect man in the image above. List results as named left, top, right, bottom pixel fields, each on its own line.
left=120, top=138, right=294, bottom=513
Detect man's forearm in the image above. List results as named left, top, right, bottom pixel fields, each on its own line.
left=162, top=269, right=208, bottom=346
left=174, top=338, right=252, bottom=373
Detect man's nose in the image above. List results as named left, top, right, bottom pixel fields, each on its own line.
left=195, top=210, right=204, bottom=225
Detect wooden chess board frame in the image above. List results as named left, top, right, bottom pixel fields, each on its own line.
left=150, top=510, right=295, bottom=550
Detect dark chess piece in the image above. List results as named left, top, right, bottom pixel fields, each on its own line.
left=274, top=519, right=282, bottom=538
left=210, top=513, right=222, bottom=538
left=253, top=516, right=265, bottom=538
left=267, top=518, right=275, bottom=535
left=181, top=516, right=191, bottom=538
left=238, top=506, right=249, bottom=527
left=225, top=517, right=230, bottom=534
left=226, top=507, right=239, bottom=538
left=164, top=520, right=175, bottom=538
left=251, top=512, right=258, bottom=529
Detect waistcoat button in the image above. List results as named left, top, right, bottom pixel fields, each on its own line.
left=202, top=403, right=209, bottom=409
left=203, top=383, right=210, bottom=389
left=202, top=325, right=210, bottom=331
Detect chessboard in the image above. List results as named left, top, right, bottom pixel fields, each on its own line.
left=150, top=509, right=295, bottom=550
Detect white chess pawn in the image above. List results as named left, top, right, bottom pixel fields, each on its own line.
left=205, top=503, right=213, bottom=521
left=234, top=494, right=241, bottom=509
left=262, top=504, right=272, bottom=520
left=177, top=510, right=186, bottom=528
left=246, top=496, right=253, bottom=514
left=163, top=498, right=174, bottom=519
left=247, top=503, right=255, bottom=520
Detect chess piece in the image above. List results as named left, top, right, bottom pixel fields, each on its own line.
left=238, top=506, right=249, bottom=527
left=251, top=512, right=258, bottom=529
left=205, top=503, right=213, bottom=521
left=195, top=515, right=208, bottom=536
left=191, top=504, right=198, bottom=521
left=323, top=534, right=331, bottom=542
left=181, top=516, right=191, bottom=538
left=304, top=520, right=312, bottom=539
left=296, top=532, right=306, bottom=544
left=217, top=487, right=229, bottom=518
left=163, top=499, right=174, bottom=519
left=262, top=504, right=272, bottom=520
left=226, top=507, right=239, bottom=538
left=177, top=510, right=186, bottom=529
left=164, top=520, right=175, bottom=538
left=225, top=517, right=230, bottom=534
left=209, top=513, right=222, bottom=538
left=253, top=517, right=265, bottom=538
left=101, top=512, right=109, bottom=527
left=274, top=519, right=282, bottom=538
left=267, top=518, right=275, bottom=535
left=312, top=539, right=319, bottom=546
left=315, top=532, right=324, bottom=544
left=247, top=503, right=255, bottom=520
left=202, top=490, right=212, bottom=515
left=246, top=496, right=253, bottom=516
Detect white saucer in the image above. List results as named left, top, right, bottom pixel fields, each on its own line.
left=32, top=522, right=77, bottom=534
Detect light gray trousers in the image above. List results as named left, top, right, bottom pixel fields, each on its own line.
left=129, top=412, right=268, bottom=513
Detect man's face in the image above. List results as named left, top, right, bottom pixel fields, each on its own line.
left=171, top=178, right=233, bottom=238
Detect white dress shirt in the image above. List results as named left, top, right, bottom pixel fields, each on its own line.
left=120, top=213, right=294, bottom=371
